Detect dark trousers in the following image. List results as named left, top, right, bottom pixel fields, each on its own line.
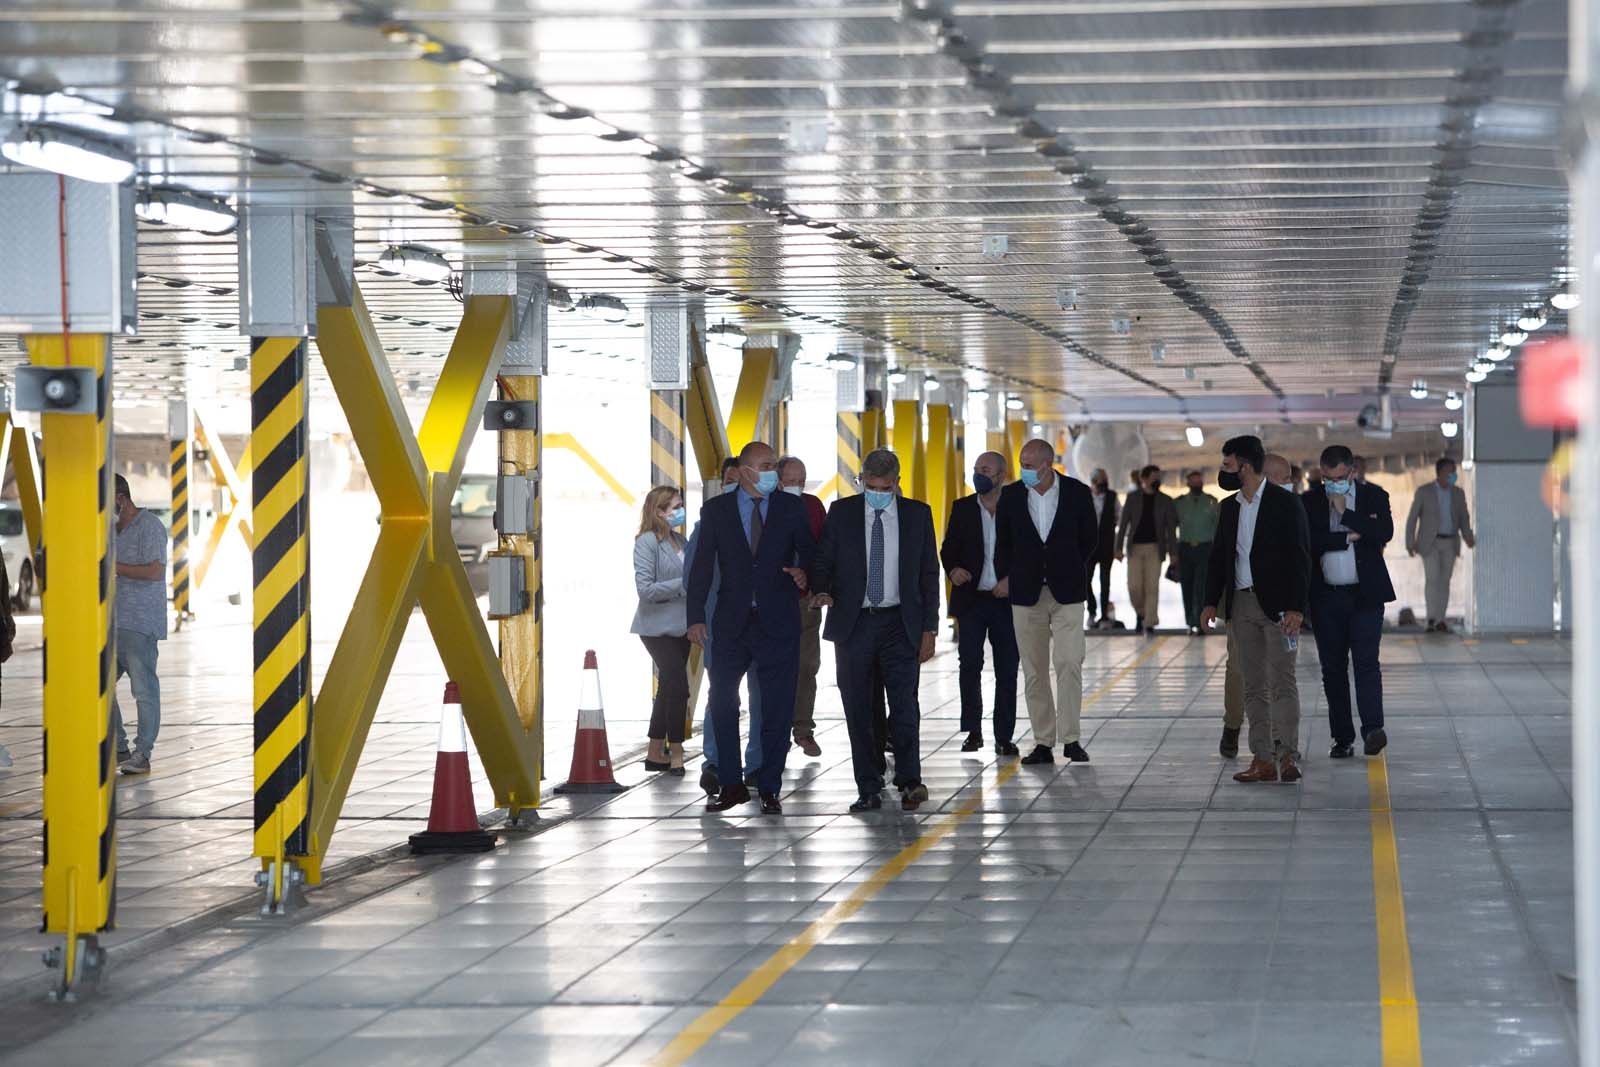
left=707, top=611, right=798, bottom=796
left=1085, top=559, right=1113, bottom=620
left=956, top=594, right=1018, bottom=744
left=1179, top=543, right=1212, bottom=629
left=836, top=610, right=922, bottom=795
left=640, top=635, right=691, bottom=742
left=1310, top=587, right=1385, bottom=745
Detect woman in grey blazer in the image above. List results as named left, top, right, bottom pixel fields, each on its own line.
left=633, top=485, right=690, bottom=775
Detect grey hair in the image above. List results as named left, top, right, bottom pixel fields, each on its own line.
left=860, top=448, right=900, bottom=480
left=776, top=455, right=805, bottom=477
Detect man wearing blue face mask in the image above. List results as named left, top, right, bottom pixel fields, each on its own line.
left=1404, top=456, right=1475, bottom=633
left=1305, top=444, right=1395, bottom=758
left=687, top=441, right=815, bottom=815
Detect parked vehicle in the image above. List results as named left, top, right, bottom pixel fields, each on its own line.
left=0, top=504, right=33, bottom=611
left=452, top=474, right=498, bottom=576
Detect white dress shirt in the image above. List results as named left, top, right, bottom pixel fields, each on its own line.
left=1321, top=486, right=1359, bottom=586
left=978, top=503, right=998, bottom=591
left=1028, top=476, right=1060, bottom=541
left=1234, top=485, right=1263, bottom=589
left=864, top=499, right=901, bottom=607
left=1435, top=484, right=1456, bottom=536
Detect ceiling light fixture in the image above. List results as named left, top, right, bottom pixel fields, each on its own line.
left=1485, top=345, right=1511, bottom=363
left=1440, top=421, right=1459, bottom=438
left=1409, top=379, right=1428, bottom=400
left=1444, top=390, right=1463, bottom=411
left=1465, top=368, right=1488, bottom=384
left=706, top=321, right=746, bottom=349
left=135, top=187, right=238, bottom=235
left=924, top=375, right=942, bottom=391
left=1517, top=310, right=1548, bottom=332
left=888, top=368, right=908, bottom=385
left=1005, top=396, right=1025, bottom=411
left=1, top=122, right=137, bottom=184
left=1552, top=290, right=1581, bottom=311
left=576, top=293, right=629, bottom=323
left=1500, top=330, right=1527, bottom=347
left=1473, top=358, right=1495, bottom=374
left=377, top=243, right=452, bottom=282
left=1185, top=425, right=1204, bottom=448
left=825, top=352, right=858, bottom=368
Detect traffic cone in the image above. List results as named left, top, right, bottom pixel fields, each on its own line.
left=554, top=650, right=628, bottom=794
left=409, top=682, right=498, bottom=855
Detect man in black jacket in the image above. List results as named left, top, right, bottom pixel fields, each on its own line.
left=1084, top=468, right=1118, bottom=625
left=813, top=449, right=940, bottom=812
left=994, top=439, right=1099, bottom=766
left=940, top=450, right=1019, bottom=756
left=1200, top=435, right=1311, bottom=783
left=1304, top=444, right=1395, bottom=759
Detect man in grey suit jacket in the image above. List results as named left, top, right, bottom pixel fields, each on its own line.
left=1404, top=456, right=1476, bottom=633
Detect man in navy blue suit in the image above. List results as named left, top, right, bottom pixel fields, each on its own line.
left=687, top=441, right=815, bottom=814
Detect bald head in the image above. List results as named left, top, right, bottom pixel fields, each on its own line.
left=1263, top=453, right=1292, bottom=486
left=973, top=450, right=1007, bottom=496
left=1019, top=439, right=1056, bottom=491
left=736, top=441, right=778, bottom=497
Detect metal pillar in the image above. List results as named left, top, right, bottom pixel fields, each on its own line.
left=1006, top=416, right=1029, bottom=479
left=650, top=390, right=688, bottom=491
left=835, top=353, right=865, bottom=498
left=892, top=399, right=927, bottom=502
left=168, top=400, right=193, bottom=626
left=926, top=402, right=953, bottom=532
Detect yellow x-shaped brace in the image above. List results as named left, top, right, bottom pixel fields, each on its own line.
left=0, top=415, right=43, bottom=562
left=191, top=405, right=252, bottom=592
left=302, top=287, right=539, bottom=874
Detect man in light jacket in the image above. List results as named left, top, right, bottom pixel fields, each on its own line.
left=1404, top=457, right=1475, bottom=633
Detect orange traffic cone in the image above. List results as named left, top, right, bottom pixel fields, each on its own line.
left=554, top=650, right=628, bottom=794
left=409, top=682, right=498, bottom=854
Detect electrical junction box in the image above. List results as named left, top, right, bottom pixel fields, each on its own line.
left=0, top=174, right=136, bottom=335
left=486, top=552, right=529, bottom=619
left=982, top=234, right=1009, bottom=259
left=494, top=473, right=534, bottom=536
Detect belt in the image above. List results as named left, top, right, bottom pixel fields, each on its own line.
left=1327, top=583, right=1360, bottom=590
left=1436, top=533, right=1455, bottom=538
left=973, top=588, right=1001, bottom=598
left=863, top=604, right=900, bottom=615
left=1235, top=586, right=1254, bottom=594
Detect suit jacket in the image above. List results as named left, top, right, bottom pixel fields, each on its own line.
left=814, top=494, right=940, bottom=647
left=1116, top=489, right=1178, bottom=557
left=686, top=489, right=815, bottom=641
left=1405, top=482, right=1473, bottom=557
left=940, top=492, right=1001, bottom=618
left=630, top=531, right=688, bottom=637
left=993, top=476, right=1099, bottom=608
left=1089, top=490, right=1118, bottom=565
left=1303, top=483, right=1396, bottom=608
left=1203, top=482, right=1311, bottom=621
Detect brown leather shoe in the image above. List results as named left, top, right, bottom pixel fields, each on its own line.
left=1233, top=758, right=1279, bottom=783
left=795, top=734, right=822, bottom=758
left=1279, top=756, right=1302, bottom=783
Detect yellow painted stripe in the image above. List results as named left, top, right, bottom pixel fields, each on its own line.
left=252, top=546, right=307, bottom=632
left=1368, top=756, right=1423, bottom=1066
left=251, top=381, right=305, bottom=462
left=251, top=336, right=300, bottom=385
left=252, top=607, right=308, bottom=698
left=650, top=638, right=1167, bottom=1066
left=650, top=439, right=681, bottom=479
left=252, top=460, right=306, bottom=541
left=251, top=776, right=308, bottom=855
left=253, top=695, right=311, bottom=786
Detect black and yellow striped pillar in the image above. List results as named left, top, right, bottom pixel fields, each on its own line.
left=836, top=411, right=861, bottom=497
left=649, top=389, right=687, bottom=493
left=169, top=402, right=192, bottom=624
left=249, top=336, right=312, bottom=871
left=29, top=333, right=118, bottom=981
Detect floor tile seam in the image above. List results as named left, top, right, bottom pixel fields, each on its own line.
left=1482, top=671, right=1575, bottom=806
left=1250, top=802, right=1305, bottom=1062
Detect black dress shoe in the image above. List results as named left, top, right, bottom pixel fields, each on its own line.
left=961, top=732, right=984, bottom=752
left=849, top=793, right=883, bottom=813
left=743, top=772, right=760, bottom=787
left=1020, top=744, right=1055, bottom=765
left=900, top=783, right=930, bottom=810
left=1220, top=726, right=1240, bottom=759
left=760, top=792, right=783, bottom=815
left=1063, top=742, right=1090, bottom=763
left=643, top=759, right=671, bottom=772
left=995, top=741, right=1019, bottom=757
left=706, top=783, right=751, bottom=812
left=1330, top=742, right=1355, bottom=759
left=1363, top=728, right=1388, bottom=756
left=698, top=766, right=720, bottom=797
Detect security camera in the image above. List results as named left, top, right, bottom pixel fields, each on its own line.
left=1356, top=403, right=1380, bottom=428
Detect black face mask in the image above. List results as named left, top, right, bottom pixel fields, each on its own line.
left=1146, top=479, right=1162, bottom=491
left=972, top=473, right=995, bottom=495
left=1187, top=483, right=1204, bottom=494
left=1218, top=470, right=1242, bottom=492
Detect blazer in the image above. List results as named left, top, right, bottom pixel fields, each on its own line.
left=1303, top=483, right=1396, bottom=608
left=1116, top=489, right=1178, bottom=557
left=630, top=531, right=688, bottom=637
left=993, top=476, right=1099, bottom=608
left=1089, top=489, right=1119, bottom=565
left=939, top=493, right=1001, bottom=618
left=686, top=489, right=815, bottom=641
left=1405, top=482, right=1474, bottom=557
left=815, top=493, right=940, bottom=647
left=1203, top=482, right=1311, bottom=621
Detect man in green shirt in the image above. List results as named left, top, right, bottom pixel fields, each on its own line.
left=1173, top=470, right=1220, bottom=635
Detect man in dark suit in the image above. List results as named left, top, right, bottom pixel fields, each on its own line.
left=994, top=439, right=1099, bottom=766
left=1200, top=435, right=1311, bottom=783
left=1304, top=444, right=1395, bottom=759
left=778, top=454, right=829, bottom=758
left=687, top=441, right=814, bottom=814
left=940, top=450, right=1019, bottom=756
left=813, top=448, right=940, bottom=812
left=1084, top=468, right=1118, bottom=626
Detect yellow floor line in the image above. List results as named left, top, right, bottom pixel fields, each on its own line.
left=1368, top=755, right=1423, bottom=1066
left=649, top=637, right=1167, bottom=1066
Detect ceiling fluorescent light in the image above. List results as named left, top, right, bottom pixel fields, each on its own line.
left=1444, top=390, right=1463, bottom=411
left=825, top=352, right=858, bottom=368
left=2, top=122, right=136, bottom=184
left=1517, top=310, right=1547, bottom=332
left=1185, top=425, right=1204, bottom=448
left=706, top=321, right=746, bottom=349
left=377, top=244, right=452, bottom=282
left=577, top=293, right=629, bottom=323
left=1500, top=330, right=1527, bottom=347
left=1440, top=421, right=1459, bottom=438
left=136, top=187, right=237, bottom=235
left=1552, top=290, right=1580, bottom=311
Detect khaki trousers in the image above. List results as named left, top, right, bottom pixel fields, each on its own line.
left=1232, top=589, right=1301, bottom=761
left=794, top=604, right=823, bottom=736
left=1127, top=543, right=1163, bottom=626
left=1223, top=622, right=1244, bottom=730
left=1012, top=590, right=1086, bottom=747
left=1421, top=543, right=1458, bottom=624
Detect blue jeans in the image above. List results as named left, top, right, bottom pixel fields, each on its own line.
left=111, top=629, right=161, bottom=757
left=701, top=634, right=763, bottom=774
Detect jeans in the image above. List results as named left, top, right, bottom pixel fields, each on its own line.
left=836, top=610, right=922, bottom=795
left=1311, top=587, right=1385, bottom=745
left=700, top=635, right=764, bottom=773
left=956, top=594, right=1018, bottom=744
left=640, top=635, right=691, bottom=742
left=111, top=629, right=161, bottom=758
left=1178, top=543, right=1212, bottom=629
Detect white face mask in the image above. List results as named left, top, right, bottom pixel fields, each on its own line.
left=1278, top=481, right=1295, bottom=491
left=781, top=485, right=803, bottom=496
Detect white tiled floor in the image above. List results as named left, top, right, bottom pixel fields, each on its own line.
left=0, top=622, right=1577, bottom=1066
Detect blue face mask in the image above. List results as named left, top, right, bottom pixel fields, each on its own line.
left=1446, top=471, right=1458, bottom=487
left=864, top=489, right=894, bottom=511
left=666, top=507, right=686, bottom=527
left=1324, top=479, right=1352, bottom=497
left=1019, top=468, right=1041, bottom=488
left=754, top=470, right=779, bottom=496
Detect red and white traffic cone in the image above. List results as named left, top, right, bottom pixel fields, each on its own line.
left=554, top=650, right=628, bottom=794
left=409, top=682, right=498, bottom=854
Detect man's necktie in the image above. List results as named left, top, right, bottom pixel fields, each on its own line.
left=867, top=509, right=885, bottom=606
left=749, top=500, right=763, bottom=554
